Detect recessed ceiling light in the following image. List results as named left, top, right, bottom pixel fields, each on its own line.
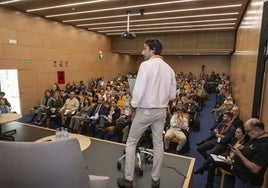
left=27, top=0, right=109, bottom=12
left=98, top=23, right=236, bottom=33
left=77, top=12, right=239, bottom=27
left=106, top=27, right=235, bottom=35
left=63, top=4, right=241, bottom=23
left=44, top=0, right=201, bottom=18
left=88, top=18, right=237, bottom=30
left=0, top=0, right=22, bottom=5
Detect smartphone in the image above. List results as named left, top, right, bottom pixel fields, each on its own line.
left=228, top=143, right=234, bottom=149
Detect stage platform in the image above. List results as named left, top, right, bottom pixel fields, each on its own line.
left=1, top=121, right=195, bottom=188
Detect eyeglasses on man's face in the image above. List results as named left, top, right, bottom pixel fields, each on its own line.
left=246, top=129, right=254, bottom=133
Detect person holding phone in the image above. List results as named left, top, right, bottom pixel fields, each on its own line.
left=231, top=118, right=268, bottom=188
left=194, top=126, right=249, bottom=188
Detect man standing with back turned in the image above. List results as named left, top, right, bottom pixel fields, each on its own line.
left=117, top=38, right=177, bottom=188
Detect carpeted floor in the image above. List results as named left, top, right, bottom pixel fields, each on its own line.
left=187, top=93, right=234, bottom=188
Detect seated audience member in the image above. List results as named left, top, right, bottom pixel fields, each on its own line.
left=184, top=96, right=200, bottom=128
left=99, top=99, right=121, bottom=131
left=0, top=98, right=10, bottom=113
left=50, top=83, right=60, bottom=93
left=195, top=83, right=206, bottom=104
left=69, top=97, right=92, bottom=133
left=170, top=100, right=184, bottom=115
left=232, top=118, right=268, bottom=188
left=59, top=91, right=80, bottom=127
left=84, top=96, right=106, bottom=136
left=59, top=90, right=69, bottom=104
left=196, top=112, right=235, bottom=159
left=164, top=108, right=189, bottom=154
left=213, top=99, right=233, bottom=123
left=65, top=82, right=73, bottom=94
left=37, top=91, right=63, bottom=127
left=29, top=90, right=52, bottom=123
left=230, top=105, right=243, bottom=128
left=215, top=88, right=227, bottom=108
left=112, top=113, right=133, bottom=143
left=0, top=91, right=11, bottom=108
left=194, top=126, right=249, bottom=188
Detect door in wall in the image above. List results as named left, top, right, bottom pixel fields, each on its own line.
left=0, top=69, right=21, bottom=114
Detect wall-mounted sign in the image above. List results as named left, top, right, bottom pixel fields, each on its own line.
left=24, top=59, right=31, bottom=64
left=57, top=71, right=65, bottom=84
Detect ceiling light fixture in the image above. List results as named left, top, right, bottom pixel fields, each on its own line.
left=107, top=27, right=235, bottom=35
left=98, top=23, right=236, bottom=33
left=63, top=4, right=241, bottom=23
left=27, top=0, right=109, bottom=12
left=45, top=0, right=201, bottom=18
left=77, top=12, right=239, bottom=27
left=0, top=0, right=22, bottom=4
left=88, top=18, right=237, bottom=30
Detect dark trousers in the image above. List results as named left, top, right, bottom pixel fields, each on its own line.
left=206, top=157, right=232, bottom=187
left=113, top=119, right=131, bottom=141
left=197, top=139, right=227, bottom=159
left=84, top=119, right=99, bottom=136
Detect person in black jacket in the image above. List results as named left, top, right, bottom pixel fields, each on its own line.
left=99, top=99, right=121, bottom=131
left=230, top=105, right=243, bottom=128
left=196, top=112, right=235, bottom=159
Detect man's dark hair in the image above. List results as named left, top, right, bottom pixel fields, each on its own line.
left=144, top=38, right=162, bottom=55
left=224, top=112, right=233, bottom=120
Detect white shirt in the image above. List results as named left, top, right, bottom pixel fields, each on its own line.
left=169, top=114, right=189, bottom=131
left=131, top=57, right=176, bottom=108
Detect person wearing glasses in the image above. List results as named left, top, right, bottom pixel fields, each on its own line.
left=231, top=118, right=268, bottom=188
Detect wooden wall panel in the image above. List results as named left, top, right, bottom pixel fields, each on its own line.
left=18, top=31, right=43, bottom=47
left=3, top=44, right=31, bottom=60
left=136, top=55, right=230, bottom=76
left=166, top=33, right=197, bottom=51
left=31, top=47, right=54, bottom=61
left=0, top=7, right=136, bottom=114
left=0, top=44, right=2, bottom=59
left=230, top=0, right=265, bottom=124
left=111, top=31, right=235, bottom=55
left=43, top=35, right=63, bottom=49
left=197, top=32, right=235, bottom=50
left=0, top=27, right=17, bottom=43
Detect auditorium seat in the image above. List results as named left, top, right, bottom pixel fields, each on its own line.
left=219, top=167, right=234, bottom=188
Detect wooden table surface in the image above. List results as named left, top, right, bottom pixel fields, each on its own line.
left=0, top=113, right=22, bottom=124
left=35, top=133, right=91, bottom=151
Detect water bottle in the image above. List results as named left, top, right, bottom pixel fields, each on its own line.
left=60, top=127, right=64, bottom=139
left=64, top=128, right=69, bottom=139
left=55, top=128, right=61, bottom=139
left=124, top=100, right=130, bottom=115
